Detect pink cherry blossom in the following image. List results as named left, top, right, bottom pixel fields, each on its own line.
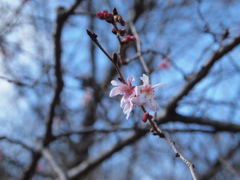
left=110, top=75, right=135, bottom=101
left=132, top=74, right=166, bottom=111
left=110, top=74, right=166, bottom=119
left=110, top=75, right=136, bottom=119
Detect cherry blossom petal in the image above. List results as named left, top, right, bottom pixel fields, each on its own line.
left=145, top=98, right=159, bottom=111
left=109, top=87, right=122, bottom=97
left=152, top=83, right=166, bottom=89
left=127, top=75, right=135, bottom=84
left=140, top=74, right=149, bottom=85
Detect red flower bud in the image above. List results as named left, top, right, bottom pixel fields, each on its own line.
left=130, top=36, right=136, bottom=41
left=142, top=116, right=147, bottom=122
left=105, top=13, right=114, bottom=23
left=141, top=112, right=153, bottom=123
left=96, top=12, right=104, bottom=19
left=122, top=35, right=137, bottom=44
left=102, top=10, right=108, bottom=13
left=103, top=13, right=109, bottom=18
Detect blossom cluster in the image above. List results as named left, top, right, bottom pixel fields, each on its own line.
left=110, top=74, right=166, bottom=119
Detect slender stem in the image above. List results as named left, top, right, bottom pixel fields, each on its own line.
left=86, top=29, right=126, bottom=84
left=148, top=117, right=198, bottom=180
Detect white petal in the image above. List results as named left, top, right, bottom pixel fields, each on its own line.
left=134, top=86, right=141, bottom=96
left=140, top=74, right=149, bottom=85
left=152, top=83, right=166, bottom=89
left=127, top=75, right=135, bottom=84
left=146, top=98, right=159, bottom=111
left=109, top=87, right=122, bottom=97
left=120, top=96, right=126, bottom=108
left=111, top=80, right=120, bottom=86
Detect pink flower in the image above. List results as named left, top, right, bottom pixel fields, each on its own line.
left=132, top=74, right=166, bottom=111
left=159, top=59, right=170, bottom=70
left=110, top=74, right=166, bottom=119
left=110, top=75, right=135, bottom=101
left=110, top=75, right=136, bottom=119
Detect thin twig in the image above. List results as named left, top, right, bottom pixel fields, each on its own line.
left=0, top=136, right=34, bottom=152
left=42, top=148, right=68, bottom=180
left=218, top=157, right=240, bottom=179
left=129, top=21, right=150, bottom=75
left=148, top=118, right=198, bottom=180
left=86, top=29, right=126, bottom=84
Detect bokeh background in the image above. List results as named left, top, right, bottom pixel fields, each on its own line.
left=0, top=0, right=240, bottom=179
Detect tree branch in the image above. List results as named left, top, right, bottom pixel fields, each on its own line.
left=165, top=31, right=240, bottom=114
left=20, top=1, right=83, bottom=179
left=42, top=148, right=68, bottom=180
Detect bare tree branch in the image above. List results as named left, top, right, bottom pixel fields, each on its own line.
left=164, top=113, right=240, bottom=133
left=20, top=1, right=83, bottom=179
left=164, top=31, right=240, bottom=114
left=42, top=148, right=68, bottom=180
left=67, top=130, right=147, bottom=179
left=148, top=117, right=198, bottom=180
left=0, top=136, right=34, bottom=152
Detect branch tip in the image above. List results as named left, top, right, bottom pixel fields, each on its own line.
left=86, top=29, right=98, bottom=40
left=113, top=7, right=118, bottom=15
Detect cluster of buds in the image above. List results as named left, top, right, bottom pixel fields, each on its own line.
left=96, top=10, right=114, bottom=23
left=96, top=9, right=125, bottom=26
left=96, top=8, right=137, bottom=45
left=122, top=35, right=137, bottom=44
left=112, top=28, right=126, bottom=37
left=141, top=112, right=153, bottom=123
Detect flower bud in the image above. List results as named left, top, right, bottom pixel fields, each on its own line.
left=141, top=112, right=149, bottom=123
left=142, top=116, right=147, bottom=122
left=130, top=36, right=136, bottom=41
left=103, top=13, right=109, bottom=18
left=114, top=15, right=121, bottom=22
left=122, top=35, right=137, bottom=44
left=105, top=13, right=114, bottom=23
left=112, top=28, right=117, bottom=35
left=102, top=10, right=108, bottom=13
left=119, top=19, right=126, bottom=26
left=118, top=28, right=126, bottom=36
left=96, top=12, right=104, bottom=20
